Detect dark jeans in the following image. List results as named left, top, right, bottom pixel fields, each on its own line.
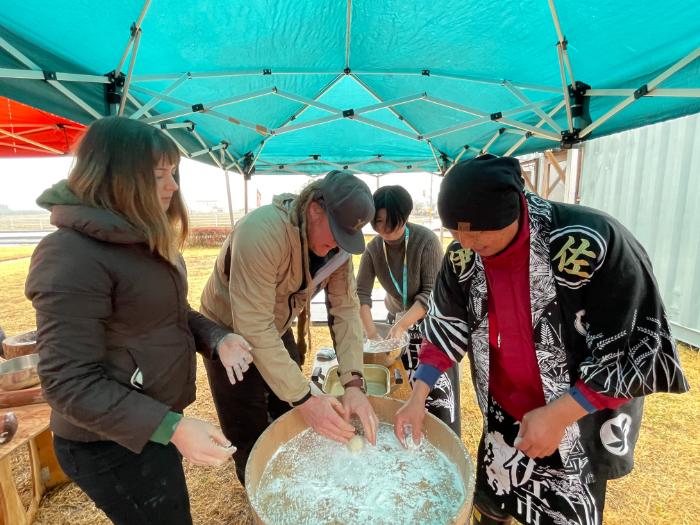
left=203, top=329, right=300, bottom=485
left=54, top=435, right=192, bottom=525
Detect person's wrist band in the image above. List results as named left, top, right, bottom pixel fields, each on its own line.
left=290, top=389, right=313, bottom=407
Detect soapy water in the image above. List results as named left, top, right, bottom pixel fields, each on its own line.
left=251, top=423, right=465, bottom=525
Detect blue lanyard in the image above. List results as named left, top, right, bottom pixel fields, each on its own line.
left=383, top=225, right=409, bottom=308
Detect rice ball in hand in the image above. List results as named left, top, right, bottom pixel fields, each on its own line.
left=347, top=434, right=365, bottom=453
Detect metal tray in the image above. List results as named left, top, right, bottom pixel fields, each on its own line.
left=321, top=364, right=391, bottom=397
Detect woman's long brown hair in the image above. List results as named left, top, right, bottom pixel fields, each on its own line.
left=67, top=116, right=188, bottom=263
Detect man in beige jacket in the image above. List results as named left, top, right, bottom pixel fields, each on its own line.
left=200, top=170, right=379, bottom=483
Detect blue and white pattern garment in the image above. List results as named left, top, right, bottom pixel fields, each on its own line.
left=421, top=192, right=689, bottom=525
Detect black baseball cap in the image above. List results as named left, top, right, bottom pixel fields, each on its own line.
left=318, top=170, right=375, bottom=254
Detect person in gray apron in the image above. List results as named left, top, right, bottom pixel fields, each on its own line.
left=357, top=185, right=460, bottom=435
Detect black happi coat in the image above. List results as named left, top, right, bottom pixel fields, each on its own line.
left=422, top=191, right=689, bottom=485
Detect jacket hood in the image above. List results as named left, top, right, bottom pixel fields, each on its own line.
left=37, top=180, right=146, bottom=244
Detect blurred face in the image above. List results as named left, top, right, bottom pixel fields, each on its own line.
left=306, top=201, right=338, bottom=256
left=372, top=208, right=405, bottom=242
left=449, top=219, right=519, bottom=257
left=154, top=158, right=179, bottom=211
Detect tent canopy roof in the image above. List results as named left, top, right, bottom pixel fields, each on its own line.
left=1, top=0, right=699, bottom=173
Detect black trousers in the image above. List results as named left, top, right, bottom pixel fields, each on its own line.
left=54, top=435, right=191, bottom=525
left=203, top=329, right=300, bottom=485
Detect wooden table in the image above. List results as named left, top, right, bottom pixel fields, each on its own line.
left=0, top=404, right=68, bottom=525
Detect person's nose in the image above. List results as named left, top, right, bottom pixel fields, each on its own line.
left=166, top=174, right=179, bottom=192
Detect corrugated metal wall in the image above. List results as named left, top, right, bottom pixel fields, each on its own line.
left=579, top=112, right=700, bottom=346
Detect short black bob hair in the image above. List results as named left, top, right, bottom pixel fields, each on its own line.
left=372, top=185, right=413, bottom=231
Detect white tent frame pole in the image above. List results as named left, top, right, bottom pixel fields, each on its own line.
left=0, top=127, right=64, bottom=154
left=352, top=74, right=444, bottom=171
left=423, top=116, right=492, bottom=140
left=220, top=149, right=235, bottom=228
left=586, top=88, right=700, bottom=97
left=443, top=146, right=477, bottom=177
left=0, top=123, right=80, bottom=131
left=272, top=92, right=427, bottom=136
left=133, top=70, right=341, bottom=82
left=427, top=141, right=443, bottom=173
left=133, top=85, right=273, bottom=112
left=350, top=75, right=421, bottom=132
left=190, top=130, right=222, bottom=169
left=153, top=121, right=195, bottom=131
left=422, top=96, right=563, bottom=140
left=580, top=45, right=700, bottom=138
left=0, top=68, right=108, bottom=83
left=353, top=93, right=426, bottom=115
left=126, top=92, right=191, bottom=157
left=272, top=113, right=342, bottom=135
left=505, top=100, right=566, bottom=156
left=351, top=115, right=420, bottom=140
left=115, top=0, right=152, bottom=77
left=277, top=74, right=344, bottom=129
left=354, top=70, right=562, bottom=94
left=0, top=141, right=55, bottom=154
left=344, top=0, right=353, bottom=69
left=548, top=0, right=576, bottom=86
left=556, top=43, right=574, bottom=132
left=6, top=125, right=58, bottom=136
left=118, top=27, right=142, bottom=115
left=190, top=142, right=227, bottom=158
left=480, top=130, right=503, bottom=154
left=273, top=90, right=341, bottom=114
left=134, top=86, right=272, bottom=134
left=497, top=117, right=560, bottom=140
left=130, top=72, right=190, bottom=119
left=132, top=70, right=560, bottom=94
left=502, top=80, right=562, bottom=133
left=423, top=95, right=487, bottom=117
left=0, top=36, right=102, bottom=119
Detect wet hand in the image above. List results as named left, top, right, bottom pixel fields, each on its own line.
left=298, top=394, right=355, bottom=443
left=388, top=322, right=408, bottom=341
left=341, top=387, right=380, bottom=445
left=170, top=417, right=235, bottom=466
left=394, top=381, right=429, bottom=447
left=216, top=333, right=253, bottom=384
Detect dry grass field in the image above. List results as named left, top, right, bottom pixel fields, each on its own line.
left=0, top=246, right=697, bottom=525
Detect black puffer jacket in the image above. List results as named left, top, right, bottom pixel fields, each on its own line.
left=26, top=181, right=228, bottom=452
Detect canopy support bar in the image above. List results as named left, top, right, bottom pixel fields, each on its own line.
left=130, top=72, right=190, bottom=119
left=0, top=35, right=101, bottom=119
left=0, top=127, right=64, bottom=154
left=586, top=88, right=700, bottom=97
left=580, top=45, right=700, bottom=138
left=126, top=92, right=191, bottom=157
left=502, top=80, right=562, bottom=133
left=115, top=0, right=152, bottom=77
left=191, top=129, right=223, bottom=169
left=0, top=68, right=109, bottom=83
left=344, top=0, right=353, bottom=70
left=505, top=100, right=566, bottom=156
left=118, top=27, right=142, bottom=115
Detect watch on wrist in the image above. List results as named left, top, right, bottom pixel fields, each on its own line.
left=343, top=373, right=366, bottom=394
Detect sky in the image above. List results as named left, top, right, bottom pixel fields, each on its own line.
left=0, top=156, right=442, bottom=214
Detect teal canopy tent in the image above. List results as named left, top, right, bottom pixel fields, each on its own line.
left=1, top=0, right=699, bottom=175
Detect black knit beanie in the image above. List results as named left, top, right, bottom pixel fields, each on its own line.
left=437, top=154, right=524, bottom=231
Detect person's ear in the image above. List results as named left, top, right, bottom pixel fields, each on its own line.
left=308, top=201, right=324, bottom=221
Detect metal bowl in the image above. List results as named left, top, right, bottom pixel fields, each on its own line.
left=363, top=322, right=409, bottom=367
left=0, top=354, right=40, bottom=391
